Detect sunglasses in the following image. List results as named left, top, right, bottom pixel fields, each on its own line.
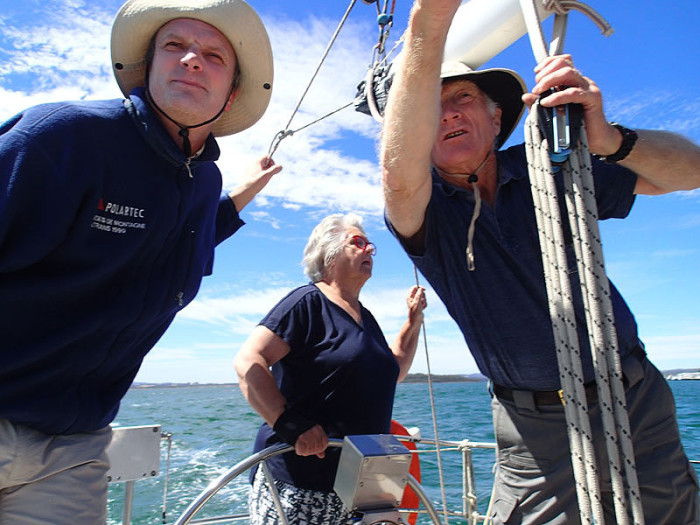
left=348, top=235, right=377, bottom=256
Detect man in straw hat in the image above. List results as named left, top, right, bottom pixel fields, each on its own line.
left=0, top=0, right=279, bottom=521
left=381, top=0, right=700, bottom=522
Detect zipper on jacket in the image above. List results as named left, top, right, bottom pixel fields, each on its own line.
left=184, top=145, right=205, bottom=178
left=175, top=229, right=197, bottom=308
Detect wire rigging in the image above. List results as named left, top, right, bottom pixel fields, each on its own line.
left=266, top=0, right=359, bottom=161
left=266, top=0, right=399, bottom=160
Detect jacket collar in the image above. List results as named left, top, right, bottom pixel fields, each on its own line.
left=125, top=87, right=221, bottom=167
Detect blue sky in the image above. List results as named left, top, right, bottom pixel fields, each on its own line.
left=1, top=0, right=698, bottom=383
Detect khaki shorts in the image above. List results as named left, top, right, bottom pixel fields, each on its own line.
left=0, top=420, right=112, bottom=524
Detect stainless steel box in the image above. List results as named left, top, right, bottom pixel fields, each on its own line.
left=106, top=425, right=161, bottom=482
left=334, top=434, right=412, bottom=512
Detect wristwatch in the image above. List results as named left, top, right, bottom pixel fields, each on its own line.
left=597, top=123, right=638, bottom=164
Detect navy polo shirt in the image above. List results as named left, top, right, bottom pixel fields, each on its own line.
left=251, top=284, right=399, bottom=491
left=387, top=144, right=640, bottom=390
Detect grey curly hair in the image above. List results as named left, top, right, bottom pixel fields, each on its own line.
left=302, top=213, right=366, bottom=283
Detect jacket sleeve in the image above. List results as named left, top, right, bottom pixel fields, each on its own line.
left=0, top=109, right=86, bottom=272
left=214, top=193, right=245, bottom=246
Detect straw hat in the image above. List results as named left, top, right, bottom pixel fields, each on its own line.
left=111, top=0, right=273, bottom=136
left=440, top=62, right=526, bottom=148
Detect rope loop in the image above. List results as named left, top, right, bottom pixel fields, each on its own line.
left=457, top=440, right=472, bottom=451
left=266, top=129, right=294, bottom=161
left=543, top=0, right=568, bottom=16
left=543, top=0, right=614, bottom=36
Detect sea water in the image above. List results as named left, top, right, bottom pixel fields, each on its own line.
left=108, top=380, right=700, bottom=524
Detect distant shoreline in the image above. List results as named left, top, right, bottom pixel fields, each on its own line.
left=131, top=373, right=488, bottom=389
left=131, top=369, right=700, bottom=389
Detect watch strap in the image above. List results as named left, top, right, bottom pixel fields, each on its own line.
left=598, top=123, right=638, bottom=164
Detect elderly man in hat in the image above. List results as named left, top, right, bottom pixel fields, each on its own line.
left=0, top=0, right=279, bottom=521
left=381, top=0, right=700, bottom=522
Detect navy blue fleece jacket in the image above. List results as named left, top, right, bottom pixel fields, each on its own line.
left=0, top=88, right=243, bottom=434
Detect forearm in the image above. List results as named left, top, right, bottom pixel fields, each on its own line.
left=391, top=316, right=423, bottom=382
left=615, top=129, right=700, bottom=195
left=235, top=356, right=286, bottom=427
left=381, top=8, right=446, bottom=178
left=381, top=1, right=457, bottom=235
left=229, top=175, right=270, bottom=212
left=528, top=56, right=700, bottom=195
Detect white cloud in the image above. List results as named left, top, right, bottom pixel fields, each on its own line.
left=642, top=334, right=700, bottom=371
left=247, top=210, right=282, bottom=229
left=140, top=281, right=481, bottom=383
left=605, top=90, right=700, bottom=142
left=178, top=286, right=292, bottom=328
left=137, top=343, right=240, bottom=384
left=196, top=13, right=385, bottom=215
left=0, top=1, right=117, bottom=119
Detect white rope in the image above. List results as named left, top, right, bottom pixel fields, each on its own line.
left=364, top=66, right=385, bottom=124
left=363, top=20, right=403, bottom=125
left=524, top=107, right=645, bottom=524
left=413, top=266, right=451, bottom=525
left=562, top=134, right=644, bottom=523
left=519, top=2, right=644, bottom=522
left=525, top=114, right=601, bottom=523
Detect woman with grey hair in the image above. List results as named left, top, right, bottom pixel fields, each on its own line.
left=234, top=213, right=426, bottom=525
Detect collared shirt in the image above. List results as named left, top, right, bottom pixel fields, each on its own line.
left=387, top=144, right=639, bottom=390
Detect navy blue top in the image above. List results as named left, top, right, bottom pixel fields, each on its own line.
left=0, top=88, right=244, bottom=434
left=251, top=284, right=399, bottom=491
left=387, top=144, right=639, bottom=390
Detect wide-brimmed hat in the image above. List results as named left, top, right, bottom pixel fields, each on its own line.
left=440, top=62, right=526, bottom=149
left=111, top=0, right=273, bottom=137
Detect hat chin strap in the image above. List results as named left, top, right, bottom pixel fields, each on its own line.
left=434, top=142, right=494, bottom=183
left=144, top=78, right=232, bottom=157
left=434, top=143, right=495, bottom=272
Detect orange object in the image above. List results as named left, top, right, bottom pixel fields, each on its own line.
left=390, top=420, right=421, bottom=525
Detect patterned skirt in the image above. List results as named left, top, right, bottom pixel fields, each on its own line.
left=249, top=466, right=351, bottom=524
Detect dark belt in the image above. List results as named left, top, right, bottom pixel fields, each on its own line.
left=493, top=346, right=647, bottom=408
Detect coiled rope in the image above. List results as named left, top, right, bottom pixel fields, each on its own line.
left=520, top=2, right=644, bottom=522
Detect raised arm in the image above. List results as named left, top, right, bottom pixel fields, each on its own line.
left=234, top=325, right=328, bottom=458
left=390, top=285, right=427, bottom=381
left=380, top=0, right=462, bottom=240
left=228, top=155, right=282, bottom=212
left=523, top=55, right=700, bottom=196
